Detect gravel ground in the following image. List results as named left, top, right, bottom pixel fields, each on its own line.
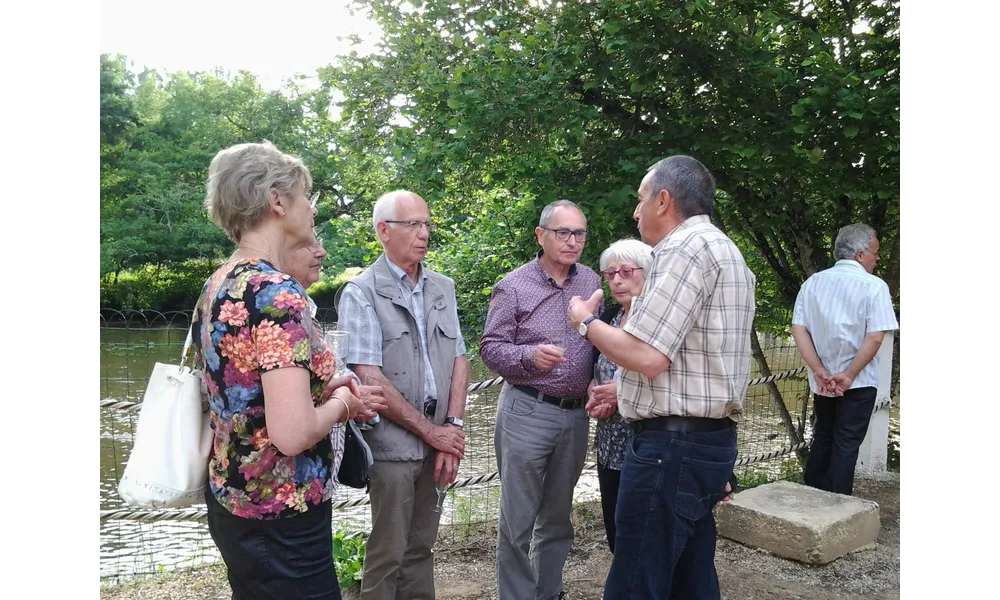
left=101, top=473, right=899, bottom=600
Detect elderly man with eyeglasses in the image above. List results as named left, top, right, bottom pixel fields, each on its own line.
left=480, top=199, right=602, bottom=600
left=337, top=190, right=469, bottom=600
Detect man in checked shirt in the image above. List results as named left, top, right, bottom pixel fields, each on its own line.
left=570, top=156, right=756, bottom=600
left=480, top=199, right=602, bottom=600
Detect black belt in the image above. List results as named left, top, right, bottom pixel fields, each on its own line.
left=630, top=415, right=735, bottom=434
left=513, top=385, right=585, bottom=410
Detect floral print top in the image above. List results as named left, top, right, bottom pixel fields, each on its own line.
left=594, top=308, right=632, bottom=471
left=192, top=258, right=338, bottom=519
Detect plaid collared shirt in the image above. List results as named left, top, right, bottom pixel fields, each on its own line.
left=618, top=215, right=756, bottom=422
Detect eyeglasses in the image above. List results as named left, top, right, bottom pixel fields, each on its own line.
left=541, top=227, right=588, bottom=242
left=309, top=192, right=320, bottom=209
left=385, top=220, right=435, bottom=231
left=602, top=267, right=643, bottom=281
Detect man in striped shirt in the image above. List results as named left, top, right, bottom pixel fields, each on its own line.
left=569, top=156, right=756, bottom=600
left=791, top=223, right=899, bottom=496
left=337, top=190, right=469, bottom=600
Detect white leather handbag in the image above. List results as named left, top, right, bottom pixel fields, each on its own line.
left=117, top=328, right=214, bottom=509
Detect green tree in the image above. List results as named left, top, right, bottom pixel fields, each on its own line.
left=99, top=54, right=396, bottom=312
left=327, top=0, right=899, bottom=329
left=324, top=0, right=900, bottom=424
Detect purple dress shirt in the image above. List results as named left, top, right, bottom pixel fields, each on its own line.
left=479, top=254, right=603, bottom=399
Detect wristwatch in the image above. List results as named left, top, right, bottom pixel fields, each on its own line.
left=577, top=316, right=597, bottom=338
left=444, top=416, right=464, bottom=429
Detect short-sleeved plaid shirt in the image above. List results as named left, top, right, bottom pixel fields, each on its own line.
left=618, top=215, right=756, bottom=422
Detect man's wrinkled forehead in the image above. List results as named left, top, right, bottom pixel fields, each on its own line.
left=546, top=205, right=586, bottom=228
left=395, top=193, right=430, bottom=218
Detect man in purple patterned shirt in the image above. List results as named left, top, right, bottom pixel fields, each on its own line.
left=480, top=199, right=603, bottom=600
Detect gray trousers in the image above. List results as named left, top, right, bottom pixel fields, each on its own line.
left=494, top=383, right=590, bottom=600
left=361, top=453, right=441, bottom=600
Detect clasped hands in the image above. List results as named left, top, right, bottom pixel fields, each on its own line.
left=321, top=374, right=387, bottom=422
left=323, top=373, right=464, bottom=487
left=585, top=379, right=618, bottom=419
left=813, top=368, right=855, bottom=397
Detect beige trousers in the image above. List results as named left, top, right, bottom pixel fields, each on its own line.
left=361, top=453, right=442, bottom=600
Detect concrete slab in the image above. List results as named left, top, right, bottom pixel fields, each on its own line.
left=715, top=480, right=880, bottom=565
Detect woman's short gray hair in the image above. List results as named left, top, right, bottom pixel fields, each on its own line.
left=599, top=238, right=655, bottom=272
left=204, top=140, right=312, bottom=242
left=834, top=223, right=877, bottom=260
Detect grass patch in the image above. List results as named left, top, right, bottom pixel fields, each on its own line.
left=737, top=458, right=804, bottom=490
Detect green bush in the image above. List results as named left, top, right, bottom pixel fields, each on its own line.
left=887, top=423, right=900, bottom=472
left=778, top=458, right=805, bottom=484
left=306, top=280, right=338, bottom=307
left=307, top=267, right=364, bottom=309
left=100, top=261, right=369, bottom=314
left=100, top=260, right=217, bottom=312
left=332, top=530, right=367, bottom=590
left=737, top=458, right=805, bottom=491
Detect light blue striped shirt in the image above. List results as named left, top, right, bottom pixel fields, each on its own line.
left=338, top=258, right=466, bottom=402
left=792, top=260, right=899, bottom=392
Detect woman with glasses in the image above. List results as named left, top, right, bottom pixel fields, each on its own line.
left=284, top=234, right=384, bottom=484
left=586, top=238, right=654, bottom=554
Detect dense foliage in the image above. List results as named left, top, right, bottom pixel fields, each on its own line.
left=100, top=0, right=899, bottom=345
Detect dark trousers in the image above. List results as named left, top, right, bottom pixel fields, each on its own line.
left=804, top=386, right=878, bottom=496
left=205, top=489, right=342, bottom=600
left=596, top=463, right=621, bottom=554
left=599, top=459, right=739, bottom=557
left=603, top=426, right=737, bottom=600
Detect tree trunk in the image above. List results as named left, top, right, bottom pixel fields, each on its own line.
left=797, top=384, right=811, bottom=439
left=750, top=329, right=802, bottom=447
left=789, top=199, right=822, bottom=278
left=796, top=383, right=812, bottom=462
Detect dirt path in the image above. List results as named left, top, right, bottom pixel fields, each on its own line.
left=102, top=474, right=899, bottom=600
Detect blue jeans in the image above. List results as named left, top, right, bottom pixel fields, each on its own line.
left=603, top=425, right=737, bottom=600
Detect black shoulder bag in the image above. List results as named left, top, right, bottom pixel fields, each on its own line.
left=337, top=419, right=374, bottom=491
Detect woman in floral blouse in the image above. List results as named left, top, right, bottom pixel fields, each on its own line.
left=192, top=141, right=386, bottom=600
left=585, top=238, right=653, bottom=554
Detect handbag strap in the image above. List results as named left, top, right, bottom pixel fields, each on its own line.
left=180, top=265, right=218, bottom=370
left=179, top=328, right=195, bottom=366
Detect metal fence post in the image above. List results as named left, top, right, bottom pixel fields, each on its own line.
left=855, top=330, right=895, bottom=474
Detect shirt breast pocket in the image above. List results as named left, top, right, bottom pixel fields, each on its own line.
left=435, top=317, right=458, bottom=341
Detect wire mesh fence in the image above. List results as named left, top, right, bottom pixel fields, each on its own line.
left=99, top=310, right=815, bottom=583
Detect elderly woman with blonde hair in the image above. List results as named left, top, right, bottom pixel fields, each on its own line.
left=190, top=141, right=386, bottom=600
